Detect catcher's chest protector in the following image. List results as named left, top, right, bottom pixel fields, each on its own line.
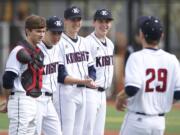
left=19, top=40, right=44, bottom=98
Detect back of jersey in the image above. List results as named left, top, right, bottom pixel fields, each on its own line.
left=125, top=48, right=180, bottom=115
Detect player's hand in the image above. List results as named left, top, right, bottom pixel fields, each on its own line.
left=115, top=93, right=127, bottom=111
left=0, top=101, right=8, bottom=113
left=84, top=78, right=97, bottom=89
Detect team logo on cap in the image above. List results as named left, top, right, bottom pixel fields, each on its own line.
left=72, top=8, right=80, bottom=14
left=100, top=10, right=108, bottom=16
left=54, top=21, right=62, bottom=26
left=154, top=19, right=159, bottom=23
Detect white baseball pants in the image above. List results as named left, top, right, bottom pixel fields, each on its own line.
left=7, top=92, right=37, bottom=135
left=119, top=112, right=165, bottom=135
left=53, top=86, right=86, bottom=135
left=83, top=89, right=106, bottom=135
left=35, top=95, right=62, bottom=135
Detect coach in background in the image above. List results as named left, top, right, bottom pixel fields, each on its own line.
left=35, top=16, right=63, bottom=135
left=83, top=9, right=114, bottom=135
left=53, top=6, right=96, bottom=135
left=0, top=15, right=46, bottom=135
left=116, top=16, right=180, bottom=135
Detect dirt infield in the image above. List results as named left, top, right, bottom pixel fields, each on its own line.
left=0, top=131, right=7, bottom=135
left=105, top=130, right=118, bottom=135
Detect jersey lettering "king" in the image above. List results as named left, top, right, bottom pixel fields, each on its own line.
left=96, top=55, right=113, bottom=67
left=66, top=51, right=89, bottom=64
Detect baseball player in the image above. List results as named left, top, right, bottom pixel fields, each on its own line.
left=53, top=6, right=96, bottom=135
left=35, top=16, right=63, bottom=135
left=0, top=15, right=46, bottom=135
left=83, top=9, right=114, bottom=135
left=116, top=16, right=180, bottom=135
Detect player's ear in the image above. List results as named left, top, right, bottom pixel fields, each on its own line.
left=160, top=32, right=164, bottom=40
left=25, top=28, right=30, bottom=36
left=139, top=29, right=144, bottom=40
left=93, top=20, right=96, bottom=27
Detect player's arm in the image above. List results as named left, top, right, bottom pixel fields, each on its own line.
left=172, top=56, right=180, bottom=103
left=58, top=64, right=96, bottom=88
left=0, top=71, right=18, bottom=113
left=173, top=91, right=180, bottom=103
left=115, top=86, right=139, bottom=111
left=88, top=65, right=96, bottom=81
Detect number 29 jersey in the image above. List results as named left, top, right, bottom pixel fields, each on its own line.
left=125, top=48, right=180, bottom=115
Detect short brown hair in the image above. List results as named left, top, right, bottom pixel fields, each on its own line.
left=25, top=15, right=46, bottom=30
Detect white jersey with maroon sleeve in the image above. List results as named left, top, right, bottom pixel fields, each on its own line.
left=125, top=48, right=180, bottom=115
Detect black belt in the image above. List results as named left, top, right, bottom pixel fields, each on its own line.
left=97, top=87, right=105, bottom=92
left=10, top=92, right=28, bottom=96
left=43, top=92, right=53, bottom=96
left=77, top=84, right=86, bottom=87
left=76, top=85, right=105, bottom=92
left=136, top=112, right=165, bottom=116
left=10, top=92, right=52, bottom=97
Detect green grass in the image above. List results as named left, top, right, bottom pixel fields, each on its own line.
left=0, top=113, right=8, bottom=130
left=105, top=103, right=180, bottom=134
left=1, top=103, right=180, bottom=134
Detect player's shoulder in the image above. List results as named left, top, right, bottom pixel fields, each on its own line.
left=60, top=33, right=67, bottom=42
left=155, top=49, right=177, bottom=59
left=162, top=50, right=179, bottom=61
left=37, top=41, right=44, bottom=49
left=126, top=50, right=144, bottom=64
left=129, top=49, right=142, bottom=57
left=10, top=45, right=24, bottom=54
left=85, top=33, right=93, bottom=42
left=57, top=33, right=68, bottom=46
left=84, top=33, right=98, bottom=51
left=105, top=36, right=114, bottom=48
left=105, top=36, right=113, bottom=43
left=85, top=33, right=93, bottom=39
left=78, top=35, right=86, bottom=42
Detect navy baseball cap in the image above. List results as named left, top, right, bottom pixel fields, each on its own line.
left=64, top=6, right=82, bottom=19
left=138, top=16, right=163, bottom=41
left=46, top=16, right=63, bottom=32
left=94, top=9, right=113, bottom=20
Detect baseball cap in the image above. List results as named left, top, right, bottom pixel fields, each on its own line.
left=46, top=16, right=63, bottom=32
left=64, top=6, right=82, bottom=19
left=94, top=9, right=113, bottom=20
left=138, top=16, right=163, bottom=41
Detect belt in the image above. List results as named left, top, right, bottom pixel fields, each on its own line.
left=10, top=92, right=52, bottom=97
left=97, top=87, right=105, bottom=92
left=136, top=112, right=165, bottom=116
left=43, top=92, right=52, bottom=96
left=77, top=84, right=86, bottom=87
left=76, top=85, right=105, bottom=92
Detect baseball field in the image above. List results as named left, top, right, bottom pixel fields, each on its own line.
left=0, top=100, right=180, bottom=135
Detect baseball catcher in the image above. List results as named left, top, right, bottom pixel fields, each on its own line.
left=17, top=40, right=44, bottom=98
